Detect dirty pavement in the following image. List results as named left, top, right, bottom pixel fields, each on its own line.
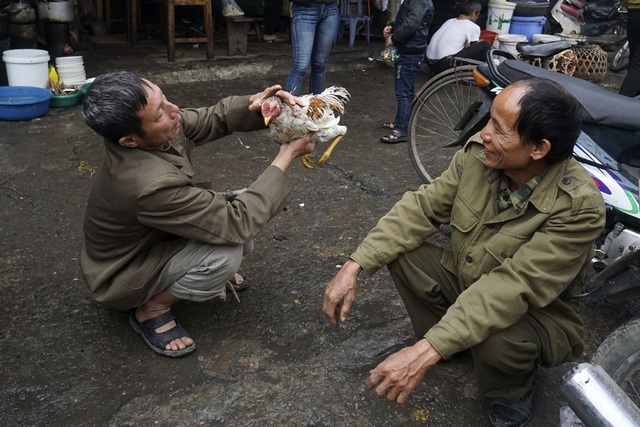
left=1, top=34, right=638, bottom=426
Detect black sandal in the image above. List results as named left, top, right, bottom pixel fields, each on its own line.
left=380, top=130, right=407, bottom=144
left=129, top=311, right=196, bottom=358
left=381, top=122, right=396, bottom=130
left=227, top=274, right=250, bottom=292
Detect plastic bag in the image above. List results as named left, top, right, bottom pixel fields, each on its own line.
left=222, top=0, right=245, bottom=17
left=378, top=46, right=399, bottom=64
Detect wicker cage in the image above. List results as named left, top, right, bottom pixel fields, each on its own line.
left=571, top=44, right=608, bottom=82
left=519, top=49, right=577, bottom=76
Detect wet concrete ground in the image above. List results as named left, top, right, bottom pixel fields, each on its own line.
left=1, top=33, right=638, bottom=426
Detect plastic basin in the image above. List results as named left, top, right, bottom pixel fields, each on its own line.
left=50, top=90, right=82, bottom=108
left=0, top=86, right=53, bottom=121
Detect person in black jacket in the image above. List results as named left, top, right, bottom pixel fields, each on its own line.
left=380, top=0, right=434, bottom=144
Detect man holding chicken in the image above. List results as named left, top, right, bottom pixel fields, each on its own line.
left=323, top=78, right=605, bottom=427
left=80, top=71, right=314, bottom=358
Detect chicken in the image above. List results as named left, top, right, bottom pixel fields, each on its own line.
left=261, top=86, right=350, bottom=168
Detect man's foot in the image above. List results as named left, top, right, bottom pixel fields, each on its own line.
left=263, top=34, right=277, bottom=42
left=129, top=309, right=196, bottom=358
left=380, top=130, right=407, bottom=144
left=488, top=387, right=534, bottom=427
left=228, top=273, right=251, bottom=292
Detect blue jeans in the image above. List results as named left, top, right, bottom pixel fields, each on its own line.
left=286, top=2, right=339, bottom=95
left=393, top=53, right=423, bottom=135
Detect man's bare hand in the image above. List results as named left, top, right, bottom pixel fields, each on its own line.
left=323, top=259, right=362, bottom=326
left=271, top=133, right=317, bottom=173
left=249, top=85, right=307, bottom=113
left=365, top=339, right=442, bottom=404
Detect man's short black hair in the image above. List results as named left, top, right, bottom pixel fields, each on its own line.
left=512, top=77, right=584, bottom=163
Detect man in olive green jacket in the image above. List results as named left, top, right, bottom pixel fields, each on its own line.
left=81, top=71, right=316, bottom=358
left=323, top=78, right=605, bottom=427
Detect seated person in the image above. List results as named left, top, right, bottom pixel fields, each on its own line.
left=426, top=0, right=490, bottom=74
left=323, top=77, right=606, bottom=426
left=81, top=71, right=315, bottom=358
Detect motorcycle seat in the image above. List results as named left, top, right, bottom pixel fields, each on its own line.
left=497, top=59, right=640, bottom=132
left=516, top=41, right=573, bottom=57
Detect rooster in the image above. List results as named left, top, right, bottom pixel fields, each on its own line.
left=261, top=86, right=350, bottom=168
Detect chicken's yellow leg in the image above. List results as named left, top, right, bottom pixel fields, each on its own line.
left=314, top=135, right=344, bottom=166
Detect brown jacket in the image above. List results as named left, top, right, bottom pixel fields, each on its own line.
left=80, top=95, right=291, bottom=310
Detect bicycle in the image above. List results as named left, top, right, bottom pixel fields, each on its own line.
left=407, top=58, right=485, bottom=184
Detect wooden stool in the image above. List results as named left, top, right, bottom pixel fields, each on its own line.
left=167, top=0, right=214, bottom=62
left=225, top=16, right=263, bottom=56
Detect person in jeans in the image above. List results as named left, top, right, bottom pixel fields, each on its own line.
left=262, top=0, right=283, bottom=42
left=426, top=0, right=490, bottom=75
left=380, top=0, right=434, bottom=144
left=286, top=0, right=340, bottom=95
left=619, top=0, right=640, bottom=98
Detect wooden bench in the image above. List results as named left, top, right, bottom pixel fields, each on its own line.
left=225, top=15, right=263, bottom=56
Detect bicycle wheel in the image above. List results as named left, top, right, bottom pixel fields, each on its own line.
left=610, top=40, right=630, bottom=72
left=408, top=68, right=484, bottom=184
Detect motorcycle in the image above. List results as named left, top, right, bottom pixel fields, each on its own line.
left=610, top=37, right=630, bottom=72
left=407, top=47, right=640, bottom=425
left=548, top=0, right=626, bottom=41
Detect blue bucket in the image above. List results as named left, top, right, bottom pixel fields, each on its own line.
left=508, top=15, right=546, bottom=42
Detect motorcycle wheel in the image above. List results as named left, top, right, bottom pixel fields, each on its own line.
left=610, top=40, right=630, bottom=72
left=591, top=316, right=640, bottom=407
left=407, top=68, right=483, bottom=184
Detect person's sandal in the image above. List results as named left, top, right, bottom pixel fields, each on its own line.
left=381, top=122, right=396, bottom=130
left=380, top=130, right=407, bottom=144
left=129, top=311, right=196, bottom=358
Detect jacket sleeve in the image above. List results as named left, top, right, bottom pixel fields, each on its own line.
left=391, top=0, right=431, bottom=43
left=350, top=148, right=466, bottom=273
left=179, top=95, right=266, bottom=146
left=136, top=165, right=291, bottom=245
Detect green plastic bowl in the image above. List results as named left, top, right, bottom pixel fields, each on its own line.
left=49, top=90, right=82, bottom=108
left=79, top=82, right=91, bottom=96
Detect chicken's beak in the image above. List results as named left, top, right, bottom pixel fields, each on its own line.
left=264, top=117, right=271, bottom=126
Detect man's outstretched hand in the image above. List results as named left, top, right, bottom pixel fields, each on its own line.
left=365, top=339, right=442, bottom=404
left=323, top=259, right=362, bottom=326
left=249, top=85, right=306, bottom=113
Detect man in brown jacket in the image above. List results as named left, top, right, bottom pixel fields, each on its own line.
left=81, top=71, right=316, bottom=358
left=323, top=78, right=605, bottom=427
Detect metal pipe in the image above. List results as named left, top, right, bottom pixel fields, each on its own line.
left=561, top=363, right=640, bottom=427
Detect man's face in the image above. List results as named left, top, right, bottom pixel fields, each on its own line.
left=479, top=84, right=536, bottom=173
left=131, top=80, right=181, bottom=150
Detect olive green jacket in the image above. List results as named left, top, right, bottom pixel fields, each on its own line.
left=350, top=137, right=605, bottom=360
left=81, top=95, right=291, bottom=310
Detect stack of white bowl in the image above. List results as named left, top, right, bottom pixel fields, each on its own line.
left=55, top=56, right=86, bottom=87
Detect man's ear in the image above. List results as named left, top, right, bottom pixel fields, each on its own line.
left=119, top=135, right=138, bottom=148
left=531, top=139, right=551, bottom=160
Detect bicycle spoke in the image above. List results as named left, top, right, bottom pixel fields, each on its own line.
left=408, top=69, right=483, bottom=184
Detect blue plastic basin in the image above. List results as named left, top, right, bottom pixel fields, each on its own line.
left=0, top=86, right=53, bottom=121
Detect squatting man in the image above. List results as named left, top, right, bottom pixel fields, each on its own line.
left=80, top=71, right=314, bottom=358
left=323, top=77, right=605, bottom=427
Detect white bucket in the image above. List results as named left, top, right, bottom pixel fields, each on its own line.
left=532, top=34, right=562, bottom=43
left=497, top=34, right=528, bottom=58
left=486, top=1, right=517, bottom=36
left=2, top=49, right=50, bottom=88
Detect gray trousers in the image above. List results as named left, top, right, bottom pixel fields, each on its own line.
left=143, top=240, right=254, bottom=304
left=387, top=241, right=555, bottom=402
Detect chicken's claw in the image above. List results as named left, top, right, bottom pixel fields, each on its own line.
left=300, top=154, right=316, bottom=169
